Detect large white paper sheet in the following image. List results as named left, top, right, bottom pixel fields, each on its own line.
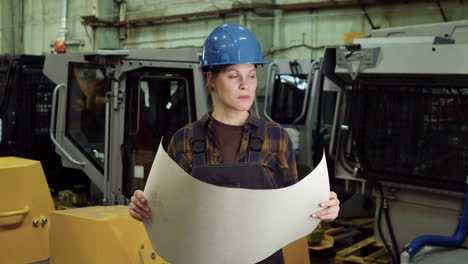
left=143, top=143, right=330, bottom=264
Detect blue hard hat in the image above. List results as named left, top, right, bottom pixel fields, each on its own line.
left=200, top=23, right=269, bottom=72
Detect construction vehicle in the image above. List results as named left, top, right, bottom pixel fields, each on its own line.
left=259, top=58, right=338, bottom=179
left=262, top=57, right=357, bottom=217
left=263, top=58, right=320, bottom=179
left=44, top=48, right=209, bottom=205
left=263, top=19, right=468, bottom=263
left=313, top=20, right=468, bottom=263
left=1, top=48, right=311, bottom=263
left=1, top=48, right=207, bottom=264
left=0, top=55, right=61, bottom=171
left=0, top=54, right=91, bottom=204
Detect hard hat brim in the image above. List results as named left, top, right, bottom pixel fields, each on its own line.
left=199, top=61, right=270, bottom=72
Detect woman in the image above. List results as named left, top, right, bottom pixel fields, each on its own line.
left=129, top=23, right=340, bottom=264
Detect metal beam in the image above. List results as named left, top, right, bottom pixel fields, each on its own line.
left=82, top=0, right=448, bottom=28
left=82, top=8, right=240, bottom=27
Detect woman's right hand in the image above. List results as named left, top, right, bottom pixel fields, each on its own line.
left=129, top=190, right=152, bottom=221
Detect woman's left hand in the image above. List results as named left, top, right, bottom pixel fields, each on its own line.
left=310, top=191, right=340, bottom=222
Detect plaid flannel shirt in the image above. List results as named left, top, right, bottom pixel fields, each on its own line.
left=167, top=113, right=298, bottom=188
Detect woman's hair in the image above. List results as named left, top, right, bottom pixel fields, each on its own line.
left=204, top=64, right=232, bottom=95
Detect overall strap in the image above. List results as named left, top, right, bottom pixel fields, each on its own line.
left=247, top=119, right=267, bottom=163
left=191, top=119, right=207, bottom=166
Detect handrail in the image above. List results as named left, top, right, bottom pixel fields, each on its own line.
left=50, top=83, right=85, bottom=166
left=0, top=206, right=30, bottom=217
left=328, top=89, right=343, bottom=156
left=263, top=63, right=278, bottom=122
left=293, top=59, right=319, bottom=124
left=128, top=80, right=141, bottom=136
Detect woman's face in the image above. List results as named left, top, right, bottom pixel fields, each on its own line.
left=208, top=63, right=257, bottom=113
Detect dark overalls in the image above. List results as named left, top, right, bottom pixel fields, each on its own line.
left=190, top=119, right=284, bottom=264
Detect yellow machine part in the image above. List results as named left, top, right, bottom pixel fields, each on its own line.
left=50, top=205, right=167, bottom=264
left=343, top=32, right=365, bottom=43
left=283, top=237, right=310, bottom=264
left=50, top=205, right=310, bottom=264
left=0, top=156, right=310, bottom=263
left=0, top=157, right=55, bottom=264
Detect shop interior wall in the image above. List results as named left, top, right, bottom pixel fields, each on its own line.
left=1, top=0, right=467, bottom=92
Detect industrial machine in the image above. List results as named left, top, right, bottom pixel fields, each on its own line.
left=262, top=56, right=368, bottom=219
left=327, top=24, right=468, bottom=263
left=261, top=20, right=468, bottom=263
left=0, top=156, right=167, bottom=264
left=2, top=49, right=206, bottom=264
left=0, top=55, right=60, bottom=172
left=369, top=19, right=468, bottom=44
left=263, top=58, right=335, bottom=180
left=43, top=48, right=209, bottom=205
left=0, top=54, right=89, bottom=199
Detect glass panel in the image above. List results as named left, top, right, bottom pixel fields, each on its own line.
left=66, top=63, right=110, bottom=172
left=123, top=67, right=196, bottom=198
left=0, top=118, right=3, bottom=144
left=314, top=91, right=337, bottom=167
left=0, top=55, right=13, bottom=111
left=270, top=74, right=308, bottom=124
